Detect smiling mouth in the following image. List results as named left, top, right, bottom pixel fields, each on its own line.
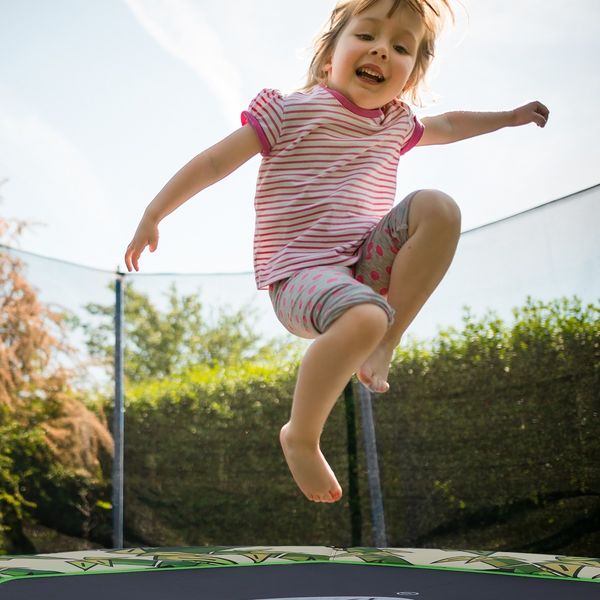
left=356, top=67, right=385, bottom=83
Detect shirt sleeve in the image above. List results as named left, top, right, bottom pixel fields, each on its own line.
left=400, top=107, right=424, bottom=156
left=241, top=88, right=285, bottom=157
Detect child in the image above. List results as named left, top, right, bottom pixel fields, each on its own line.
left=125, top=0, right=549, bottom=504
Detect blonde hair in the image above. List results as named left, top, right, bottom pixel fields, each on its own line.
left=303, top=0, right=453, bottom=105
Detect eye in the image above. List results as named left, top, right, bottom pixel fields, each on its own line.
left=356, top=33, right=374, bottom=41
left=394, top=45, right=409, bottom=54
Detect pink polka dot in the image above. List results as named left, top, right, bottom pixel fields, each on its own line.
left=312, top=274, right=322, bottom=281
left=385, top=265, right=392, bottom=274
left=316, top=303, right=323, bottom=311
left=298, top=285, right=305, bottom=293
left=379, top=287, right=388, bottom=295
left=367, top=242, right=373, bottom=251
left=326, top=277, right=338, bottom=283
left=391, top=245, right=400, bottom=254
left=356, top=275, right=365, bottom=283
left=308, top=284, right=317, bottom=294
left=332, top=290, right=341, bottom=297
left=371, top=271, right=380, bottom=281
left=376, top=244, right=384, bottom=256
left=307, top=300, right=313, bottom=310
left=298, top=300, right=303, bottom=309
left=302, top=272, right=309, bottom=280
left=290, top=285, right=295, bottom=292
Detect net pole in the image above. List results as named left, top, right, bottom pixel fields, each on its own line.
left=358, top=382, right=387, bottom=546
left=112, top=272, right=125, bottom=548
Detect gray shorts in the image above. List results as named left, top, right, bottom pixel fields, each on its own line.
left=268, top=191, right=417, bottom=339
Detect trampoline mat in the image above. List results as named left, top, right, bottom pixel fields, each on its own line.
left=2, top=562, right=599, bottom=599
left=1, top=546, right=598, bottom=600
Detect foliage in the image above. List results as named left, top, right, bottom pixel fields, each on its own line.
left=115, top=296, right=598, bottom=554
left=76, top=281, right=300, bottom=386
left=0, top=205, right=113, bottom=554
left=1, top=179, right=597, bottom=555
left=381, top=296, right=599, bottom=553
left=0, top=412, right=40, bottom=552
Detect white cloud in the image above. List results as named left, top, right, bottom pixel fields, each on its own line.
left=124, top=0, right=243, bottom=129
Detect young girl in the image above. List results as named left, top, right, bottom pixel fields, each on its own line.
left=125, top=0, right=549, bottom=504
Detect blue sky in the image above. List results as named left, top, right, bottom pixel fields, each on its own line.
left=1, top=0, right=599, bottom=276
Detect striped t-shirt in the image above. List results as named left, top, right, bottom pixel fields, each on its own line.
left=241, top=84, right=423, bottom=290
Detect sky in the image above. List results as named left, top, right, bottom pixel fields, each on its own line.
left=1, top=0, right=599, bottom=277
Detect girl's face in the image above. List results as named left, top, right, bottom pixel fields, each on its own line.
left=323, top=0, right=425, bottom=109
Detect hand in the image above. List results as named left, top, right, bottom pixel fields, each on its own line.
left=511, top=101, right=549, bottom=128
left=124, top=214, right=160, bottom=272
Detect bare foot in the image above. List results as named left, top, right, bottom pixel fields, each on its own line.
left=357, top=341, right=395, bottom=393
left=279, top=422, right=343, bottom=503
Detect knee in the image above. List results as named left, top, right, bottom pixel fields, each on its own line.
left=343, top=303, right=389, bottom=341
left=413, top=189, right=461, bottom=232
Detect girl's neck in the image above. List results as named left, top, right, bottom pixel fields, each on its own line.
left=319, top=84, right=384, bottom=118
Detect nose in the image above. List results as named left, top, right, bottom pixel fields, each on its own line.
left=370, top=46, right=388, bottom=60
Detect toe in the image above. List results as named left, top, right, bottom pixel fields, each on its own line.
left=357, top=369, right=372, bottom=388
left=371, top=377, right=389, bottom=393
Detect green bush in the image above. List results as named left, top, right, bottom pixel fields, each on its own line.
left=0, top=411, right=41, bottom=553
left=118, top=360, right=355, bottom=545
left=3, top=295, right=597, bottom=555
left=115, top=296, right=598, bottom=555
left=376, top=296, right=599, bottom=554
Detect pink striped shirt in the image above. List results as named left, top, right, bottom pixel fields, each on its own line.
left=241, top=85, right=423, bottom=290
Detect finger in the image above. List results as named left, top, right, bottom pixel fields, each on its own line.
left=536, top=101, right=549, bottom=117
left=124, top=246, right=133, bottom=272
left=132, top=248, right=143, bottom=272
left=127, top=244, right=142, bottom=272
left=534, top=109, right=548, bottom=128
left=149, top=233, right=159, bottom=253
left=534, top=101, right=549, bottom=127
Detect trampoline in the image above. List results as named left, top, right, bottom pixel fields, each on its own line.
left=0, top=545, right=598, bottom=599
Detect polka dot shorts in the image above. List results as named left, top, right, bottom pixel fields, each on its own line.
left=268, top=191, right=417, bottom=339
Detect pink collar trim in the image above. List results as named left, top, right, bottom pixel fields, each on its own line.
left=320, top=85, right=383, bottom=118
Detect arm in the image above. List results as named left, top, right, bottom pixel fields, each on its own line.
left=416, top=101, right=550, bottom=146
left=124, top=124, right=261, bottom=272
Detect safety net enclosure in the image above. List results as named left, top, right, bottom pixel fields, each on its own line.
left=0, top=546, right=598, bottom=599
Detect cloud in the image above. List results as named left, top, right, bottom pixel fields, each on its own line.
left=124, top=0, right=243, bottom=128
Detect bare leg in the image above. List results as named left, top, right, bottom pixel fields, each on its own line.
left=358, top=190, right=461, bottom=393
left=280, top=303, right=388, bottom=503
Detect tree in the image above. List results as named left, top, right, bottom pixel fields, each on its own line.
left=77, top=281, right=297, bottom=386
left=0, top=188, right=113, bottom=553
